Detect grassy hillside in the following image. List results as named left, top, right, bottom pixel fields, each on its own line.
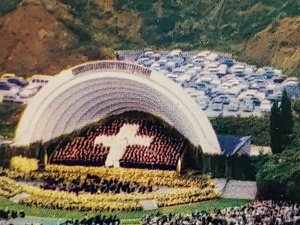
left=0, top=0, right=299, bottom=76
left=243, top=17, right=300, bottom=77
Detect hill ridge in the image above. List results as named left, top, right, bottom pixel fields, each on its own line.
left=0, top=0, right=299, bottom=76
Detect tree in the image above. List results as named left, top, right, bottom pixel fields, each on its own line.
left=289, top=98, right=300, bottom=149
left=256, top=150, right=300, bottom=201
left=270, top=101, right=281, bottom=153
left=270, top=91, right=294, bottom=154
left=293, top=98, right=300, bottom=115
left=280, top=90, right=293, bottom=149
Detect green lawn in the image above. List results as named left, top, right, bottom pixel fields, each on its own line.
left=0, top=197, right=249, bottom=224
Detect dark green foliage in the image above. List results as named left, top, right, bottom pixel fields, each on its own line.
left=290, top=62, right=300, bottom=83
left=270, top=101, right=281, bottom=153
left=50, top=0, right=300, bottom=53
left=270, top=92, right=293, bottom=153
left=137, top=0, right=182, bottom=46
left=181, top=147, right=260, bottom=181
left=0, top=0, right=21, bottom=15
left=279, top=40, right=289, bottom=47
left=283, top=1, right=300, bottom=16
left=0, top=103, right=25, bottom=138
left=256, top=150, right=300, bottom=201
left=113, top=0, right=299, bottom=48
left=56, top=0, right=101, bottom=43
left=210, top=116, right=270, bottom=146
left=280, top=90, right=293, bottom=148
left=59, top=19, right=92, bottom=42
left=58, top=0, right=98, bottom=23
left=293, top=98, right=300, bottom=115
left=288, top=99, right=300, bottom=149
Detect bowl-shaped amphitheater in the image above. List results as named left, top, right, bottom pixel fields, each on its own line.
left=1, top=61, right=222, bottom=212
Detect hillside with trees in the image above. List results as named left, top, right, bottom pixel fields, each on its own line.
left=0, top=0, right=299, bottom=76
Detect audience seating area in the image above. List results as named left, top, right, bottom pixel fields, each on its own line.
left=41, top=174, right=154, bottom=195
left=142, top=200, right=300, bottom=225
left=61, top=214, right=120, bottom=225
left=51, top=118, right=187, bottom=170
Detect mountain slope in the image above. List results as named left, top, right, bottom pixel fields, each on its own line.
left=0, top=0, right=299, bottom=76
left=0, top=3, right=88, bottom=76
left=243, top=17, right=300, bottom=77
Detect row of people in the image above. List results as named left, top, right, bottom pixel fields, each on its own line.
left=41, top=174, right=155, bottom=195
left=141, top=200, right=300, bottom=225
left=62, top=214, right=120, bottom=225
left=0, top=209, right=25, bottom=220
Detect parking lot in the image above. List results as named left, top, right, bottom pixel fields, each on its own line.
left=1, top=50, right=299, bottom=118
left=0, top=74, right=52, bottom=105
left=118, top=50, right=300, bottom=117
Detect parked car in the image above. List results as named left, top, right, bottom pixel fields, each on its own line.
left=242, top=99, right=255, bottom=112
left=195, top=82, right=211, bottom=94
left=18, top=84, right=42, bottom=98
left=218, top=95, right=231, bottom=105
left=236, top=71, right=246, bottom=78
left=228, top=99, right=239, bottom=112
left=250, top=97, right=261, bottom=106
left=197, top=97, right=209, bottom=110
left=3, top=94, right=27, bottom=104
left=0, top=81, right=11, bottom=90
left=273, top=76, right=285, bottom=83
left=7, top=78, right=28, bottom=88
left=267, top=93, right=282, bottom=102
left=212, top=97, right=223, bottom=104
left=211, top=102, right=223, bottom=111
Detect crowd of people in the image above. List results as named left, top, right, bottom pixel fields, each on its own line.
left=120, top=121, right=186, bottom=170
left=51, top=134, right=110, bottom=167
left=51, top=118, right=187, bottom=170
left=0, top=209, right=25, bottom=221
left=41, top=174, right=155, bottom=194
left=0, top=213, right=120, bottom=225
left=141, top=201, right=300, bottom=225
left=51, top=120, right=126, bottom=166
left=61, top=214, right=120, bottom=225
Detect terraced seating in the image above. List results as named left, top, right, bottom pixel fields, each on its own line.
left=51, top=118, right=187, bottom=170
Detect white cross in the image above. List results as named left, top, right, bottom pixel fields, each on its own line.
left=94, top=124, right=154, bottom=167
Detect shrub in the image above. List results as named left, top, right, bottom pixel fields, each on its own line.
left=10, top=156, right=39, bottom=174
left=0, top=177, right=23, bottom=198
left=182, top=150, right=260, bottom=181
left=211, top=116, right=270, bottom=146
left=59, top=18, right=92, bottom=42
left=279, top=40, right=289, bottom=47
left=256, top=150, right=300, bottom=201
